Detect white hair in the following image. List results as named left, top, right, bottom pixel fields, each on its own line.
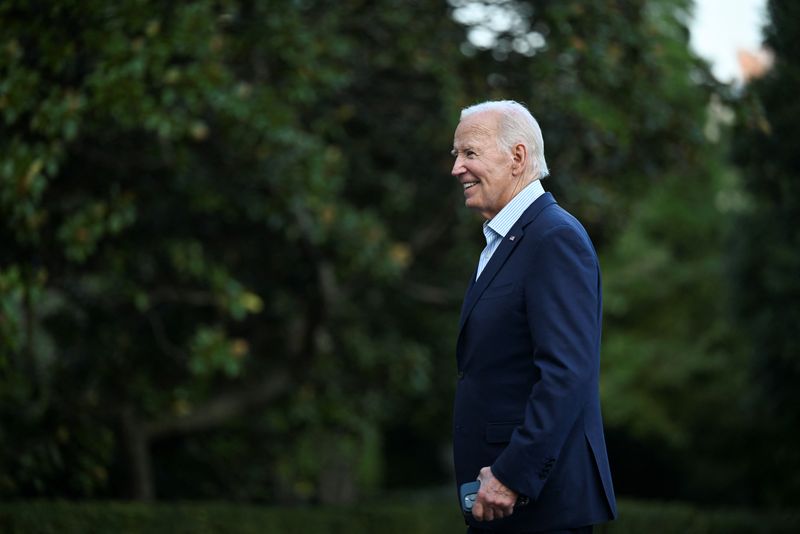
left=460, top=100, right=549, bottom=180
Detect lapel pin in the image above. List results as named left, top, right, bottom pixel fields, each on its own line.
left=509, top=235, right=516, bottom=241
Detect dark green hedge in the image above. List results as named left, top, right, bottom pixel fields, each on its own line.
left=0, top=501, right=462, bottom=534
left=597, top=500, right=799, bottom=533
left=0, top=499, right=797, bottom=533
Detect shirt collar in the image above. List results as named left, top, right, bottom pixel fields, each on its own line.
left=485, top=179, right=545, bottom=238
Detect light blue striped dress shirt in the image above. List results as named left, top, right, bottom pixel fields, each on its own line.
left=476, top=179, right=545, bottom=280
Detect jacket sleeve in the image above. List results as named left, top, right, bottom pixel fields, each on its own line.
left=490, top=224, right=601, bottom=500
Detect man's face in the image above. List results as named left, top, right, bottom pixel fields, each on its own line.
left=451, top=112, right=518, bottom=220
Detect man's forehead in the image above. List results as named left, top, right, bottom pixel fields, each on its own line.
left=453, top=112, right=499, bottom=146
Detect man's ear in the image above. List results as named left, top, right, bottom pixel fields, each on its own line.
left=511, top=142, right=528, bottom=176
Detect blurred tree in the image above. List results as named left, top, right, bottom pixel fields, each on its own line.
left=0, top=0, right=771, bottom=507
left=730, top=0, right=800, bottom=506
left=0, top=0, right=468, bottom=501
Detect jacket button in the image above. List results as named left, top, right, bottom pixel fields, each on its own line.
left=457, top=371, right=464, bottom=379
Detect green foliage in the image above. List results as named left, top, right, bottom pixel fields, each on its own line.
left=599, top=161, right=753, bottom=501
left=0, top=0, right=466, bottom=501
left=0, top=499, right=797, bottom=534
left=730, top=0, right=800, bottom=506
left=601, top=500, right=800, bottom=534
left=0, top=0, right=787, bottom=508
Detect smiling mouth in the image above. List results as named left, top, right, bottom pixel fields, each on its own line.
left=463, top=182, right=478, bottom=190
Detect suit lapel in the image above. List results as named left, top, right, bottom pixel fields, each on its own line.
left=458, top=229, right=523, bottom=332
left=457, top=192, right=557, bottom=336
left=457, top=267, right=477, bottom=340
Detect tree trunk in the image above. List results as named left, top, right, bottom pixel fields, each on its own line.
left=120, top=370, right=291, bottom=500
left=121, top=409, right=155, bottom=501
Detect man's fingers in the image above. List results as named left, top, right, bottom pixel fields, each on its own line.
left=473, top=505, right=514, bottom=522
left=474, top=497, right=513, bottom=522
left=471, top=500, right=484, bottom=521
left=473, top=498, right=515, bottom=522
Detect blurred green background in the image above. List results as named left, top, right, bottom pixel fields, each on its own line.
left=1, top=0, right=799, bottom=531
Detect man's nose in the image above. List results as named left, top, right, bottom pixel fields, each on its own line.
left=451, top=156, right=464, bottom=177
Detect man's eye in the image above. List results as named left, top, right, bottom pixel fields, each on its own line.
left=466, top=151, right=476, bottom=158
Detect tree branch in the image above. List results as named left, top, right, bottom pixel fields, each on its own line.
left=403, top=281, right=462, bottom=305
left=143, top=369, right=291, bottom=440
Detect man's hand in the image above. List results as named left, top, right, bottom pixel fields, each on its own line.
left=471, top=466, right=518, bottom=522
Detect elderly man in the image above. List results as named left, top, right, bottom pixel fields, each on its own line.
left=450, top=101, right=616, bottom=533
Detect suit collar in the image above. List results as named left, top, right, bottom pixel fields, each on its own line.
left=485, top=179, right=545, bottom=238
left=514, top=190, right=556, bottom=230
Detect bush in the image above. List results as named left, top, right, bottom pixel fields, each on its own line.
left=0, top=499, right=797, bottom=533
left=599, top=500, right=799, bottom=534
left=0, top=501, right=464, bottom=534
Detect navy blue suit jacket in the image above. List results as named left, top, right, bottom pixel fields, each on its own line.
left=453, top=192, right=616, bottom=532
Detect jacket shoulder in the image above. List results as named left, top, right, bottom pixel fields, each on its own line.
left=519, top=202, right=598, bottom=263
